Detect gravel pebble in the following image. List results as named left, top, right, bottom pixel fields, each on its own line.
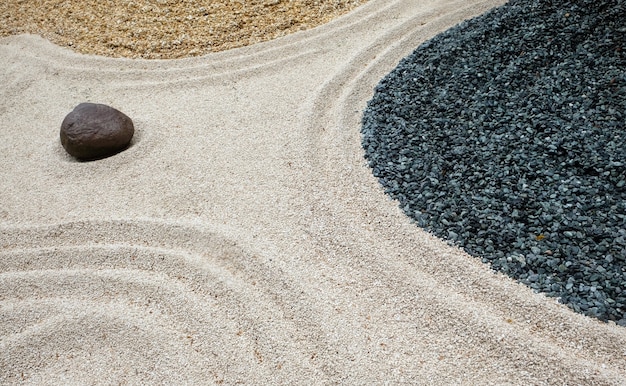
left=0, top=0, right=365, bottom=59
left=362, top=0, right=626, bottom=325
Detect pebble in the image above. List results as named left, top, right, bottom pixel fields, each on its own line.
left=60, top=103, right=134, bottom=160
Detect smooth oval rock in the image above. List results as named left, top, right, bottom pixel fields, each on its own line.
left=60, top=103, right=134, bottom=160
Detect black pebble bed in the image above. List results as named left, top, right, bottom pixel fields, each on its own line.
left=362, top=0, right=626, bottom=325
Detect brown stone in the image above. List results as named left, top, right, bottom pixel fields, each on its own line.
left=60, top=103, right=134, bottom=160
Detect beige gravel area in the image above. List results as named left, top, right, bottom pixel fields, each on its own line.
left=0, top=0, right=365, bottom=59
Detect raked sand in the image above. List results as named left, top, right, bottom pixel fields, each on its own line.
left=1, top=0, right=626, bottom=384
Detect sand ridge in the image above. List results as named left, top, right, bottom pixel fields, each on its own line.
left=1, top=0, right=626, bottom=384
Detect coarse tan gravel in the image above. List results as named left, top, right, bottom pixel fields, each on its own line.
left=0, top=0, right=365, bottom=59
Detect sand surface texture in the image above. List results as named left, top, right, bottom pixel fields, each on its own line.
left=2, top=0, right=626, bottom=384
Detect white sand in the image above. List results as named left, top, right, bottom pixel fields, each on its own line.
left=1, top=0, right=626, bottom=384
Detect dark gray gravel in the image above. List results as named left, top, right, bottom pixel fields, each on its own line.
left=362, top=0, right=626, bottom=325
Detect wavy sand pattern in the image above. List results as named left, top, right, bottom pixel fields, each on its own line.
left=2, top=0, right=626, bottom=384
